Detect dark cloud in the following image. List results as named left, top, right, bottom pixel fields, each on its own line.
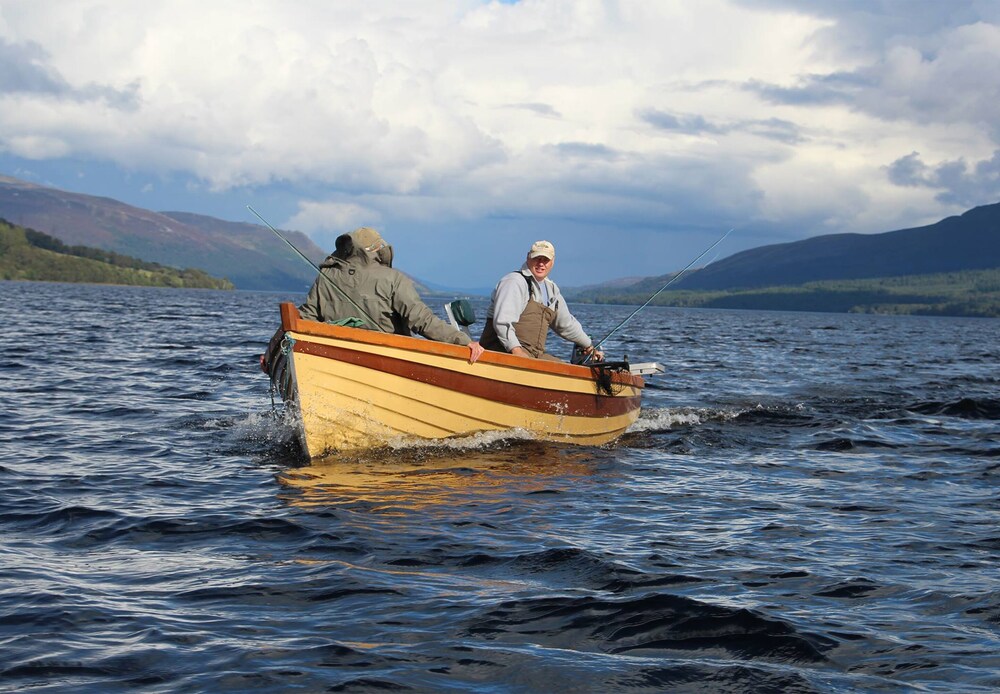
left=76, top=81, right=141, bottom=110
left=744, top=43, right=1000, bottom=140
left=733, top=2, right=1000, bottom=141
left=732, top=0, right=999, bottom=56
left=552, top=142, right=619, bottom=160
left=507, top=102, right=562, bottom=118
left=887, top=150, right=1000, bottom=206
left=744, top=72, right=874, bottom=107
left=743, top=118, right=804, bottom=144
left=0, top=37, right=67, bottom=94
left=641, top=109, right=803, bottom=144
left=641, top=109, right=724, bottom=135
left=886, top=152, right=929, bottom=185
left=0, top=36, right=139, bottom=109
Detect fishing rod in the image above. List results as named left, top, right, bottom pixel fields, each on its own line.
left=246, top=205, right=386, bottom=332
left=583, top=227, right=734, bottom=364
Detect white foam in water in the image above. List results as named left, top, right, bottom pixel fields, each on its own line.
left=626, top=406, right=747, bottom=433
left=203, top=408, right=300, bottom=448
left=382, top=427, right=537, bottom=451
left=627, top=407, right=703, bottom=433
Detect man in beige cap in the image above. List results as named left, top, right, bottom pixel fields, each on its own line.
left=299, top=227, right=484, bottom=363
left=479, top=240, right=602, bottom=362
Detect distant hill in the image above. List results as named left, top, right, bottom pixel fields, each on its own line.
left=418, top=278, right=492, bottom=298
left=562, top=202, right=1000, bottom=317
left=0, top=175, right=326, bottom=291
left=674, top=202, right=1000, bottom=290
left=563, top=272, right=678, bottom=301
left=563, top=275, right=648, bottom=295
left=0, top=219, right=233, bottom=289
left=568, top=267, right=1000, bottom=318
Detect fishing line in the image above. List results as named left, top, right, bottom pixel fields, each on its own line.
left=584, top=227, right=734, bottom=363
left=247, top=205, right=387, bottom=332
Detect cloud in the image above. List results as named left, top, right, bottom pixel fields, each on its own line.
left=0, top=36, right=138, bottom=109
left=551, top=142, right=620, bottom=160
left=505, top=102, right=562, bottom=118
left=1, top=4, right=507, bottom=191
left=0, top=0, right=998, bottom=285
left=738, top=4, right=1000, bottom=139
left=641, top=110, right=726, bottom=136
left=743, top=119, right=803, bottom=145
left=887, top=150, right=1000, bottom=207
left=286, top=200, right=383, bottom=243
left=744, top=72, right=871, bottom=107
left=641, top=109, right=803, bottom=144
left=734, top=0, right=1000, bottom=55
left=0, top=37, right=66, bottom=94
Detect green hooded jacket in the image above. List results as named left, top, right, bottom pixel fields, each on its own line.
left=298, top=237, right=470, bottom=346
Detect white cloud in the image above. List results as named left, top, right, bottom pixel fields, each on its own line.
left=287, top=200, right=382, bottom=244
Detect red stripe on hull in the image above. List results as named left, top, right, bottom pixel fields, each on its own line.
left=293, top=340, right=641, bottom=418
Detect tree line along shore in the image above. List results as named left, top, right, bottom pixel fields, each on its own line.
left=568, top=269, right=1000, bottom=318
left=0, top=219, right=233, bottom=290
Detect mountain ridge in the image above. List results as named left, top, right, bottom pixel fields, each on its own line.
left=0, top=175, right=326, bottom=291
left=673, top=203, right=1000, bottom=290
left=0, top=175, right=446, bottom=294
left=563, top=202, right=1000, bottom=298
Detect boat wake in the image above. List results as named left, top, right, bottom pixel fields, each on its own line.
left=626, top=406, right=742, bottom=434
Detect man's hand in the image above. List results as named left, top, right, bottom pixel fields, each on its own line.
left=468, top=341, right=485, bottom=364
left=583, top=345, right=604, bottom=362
left=511, top=346, right=530, bottom=358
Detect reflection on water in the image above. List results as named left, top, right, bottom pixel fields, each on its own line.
left=277, top=440, right=606, bottom=511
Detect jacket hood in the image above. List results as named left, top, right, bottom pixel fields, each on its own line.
left=321, top=227, right=392, bottom=268
left=320, top=232, right=376, bottom=268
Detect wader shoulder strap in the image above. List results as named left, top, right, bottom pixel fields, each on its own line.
left=521, top=271, right=535, bottom=300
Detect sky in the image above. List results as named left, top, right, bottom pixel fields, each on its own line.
left=1, top=0, right=999, bottom=289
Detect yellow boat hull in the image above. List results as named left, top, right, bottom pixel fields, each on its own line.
left=267, top=303, right=644, bottom=459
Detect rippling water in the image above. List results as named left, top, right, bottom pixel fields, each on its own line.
left=1, top=281, right=998, bottom=692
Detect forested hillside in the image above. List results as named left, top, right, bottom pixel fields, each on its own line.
left=0, top=175, right=323, bottom=290
left=674, top=202, right=1000, bottom=291
left=0, top=219, right=233, bottom=289
left=571, top=268, right=1000, bottom=318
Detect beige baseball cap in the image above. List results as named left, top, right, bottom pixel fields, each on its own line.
left=350, top=227, right=386, bottom=252
left=528, top=240, right=555, bottom=260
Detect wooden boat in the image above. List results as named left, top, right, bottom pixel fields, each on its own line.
left=263, top=302, right=651, bottom=459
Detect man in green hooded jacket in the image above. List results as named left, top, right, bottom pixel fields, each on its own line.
left=299, top=227, right=484, bottom=363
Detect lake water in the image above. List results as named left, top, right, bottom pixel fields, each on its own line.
left=1, top=281, right=998, bottom=693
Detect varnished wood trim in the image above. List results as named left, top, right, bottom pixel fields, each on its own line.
left=280, top=302, right=301, bottom=333
left=293, top=340, right=642, bottom=418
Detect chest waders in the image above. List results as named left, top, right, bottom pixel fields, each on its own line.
left=480, top=274, right=561, bottom=361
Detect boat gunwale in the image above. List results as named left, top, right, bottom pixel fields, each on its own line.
left=279, top=302, right=645, bottom=388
